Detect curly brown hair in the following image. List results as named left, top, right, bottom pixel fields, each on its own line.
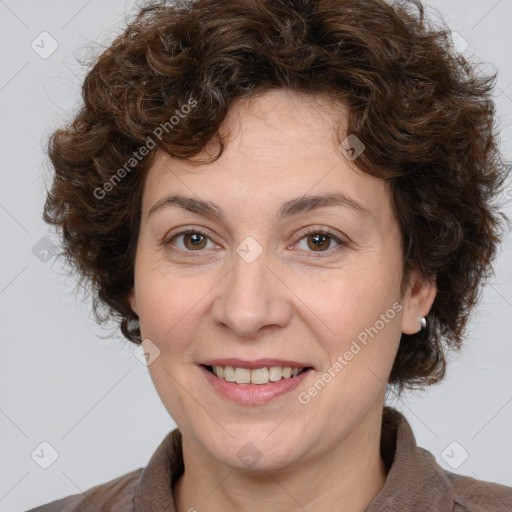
left=42, top=0, right=510, bottom=393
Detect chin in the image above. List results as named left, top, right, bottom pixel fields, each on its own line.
left=202, top=427, right=309, bottom=472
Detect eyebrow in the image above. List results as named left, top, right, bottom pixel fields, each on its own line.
left=147, top=192, right=372, bottom=222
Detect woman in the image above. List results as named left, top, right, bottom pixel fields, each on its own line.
left=30, top=0, right=512, bottom=510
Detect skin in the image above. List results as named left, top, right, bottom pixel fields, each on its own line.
left=128, top=89, right=437, bottom=512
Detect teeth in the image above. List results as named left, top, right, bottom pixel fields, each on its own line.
left=212, top=365, right=307, bottom=385
left=251, top=367, right=269, bottom=384
left=234, top=367, right=251, bottom=384
left=269, top=366, right=282, bottom=382
left=223, top=366, right=235, bottom=382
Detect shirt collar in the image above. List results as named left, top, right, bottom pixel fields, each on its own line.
left=134, top=406, right=454, bottom=511
left=366, top=406, right=454, bottom=511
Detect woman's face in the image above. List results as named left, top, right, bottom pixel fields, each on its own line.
left=129, top=89, right=436, bottom=471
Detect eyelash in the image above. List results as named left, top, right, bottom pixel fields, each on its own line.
left=161, top=227, right=349, bottom=259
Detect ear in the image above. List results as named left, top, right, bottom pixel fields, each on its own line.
left=401, top=269, right=437, bottom=335
left=128, top=287, right=138, bottom=316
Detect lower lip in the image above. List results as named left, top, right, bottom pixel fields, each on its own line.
left=199, top=365, right=313, bottom=405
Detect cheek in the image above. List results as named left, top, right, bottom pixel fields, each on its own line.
left=134, top=255, right=206, bottom=341
left=135, top=270, right=207, bottom=422
left=290, top=261, right=403, bottom=384
left=294, top=262, right=401, bottom=335
left=146, top=358, right=191, bottom=423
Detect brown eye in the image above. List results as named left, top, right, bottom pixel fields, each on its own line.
left=294, top=228, right=348, bottom=256
left=166, top=230, right=213, bottom=252
left=306, top=233, right=333, bottom=252
left=182, top=232, right=208, bottom=250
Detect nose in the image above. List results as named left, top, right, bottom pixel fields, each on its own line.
left=211, top=244, right=293, bottom=338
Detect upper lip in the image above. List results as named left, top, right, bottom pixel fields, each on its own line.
left=200, top=358, right=314, bottom=370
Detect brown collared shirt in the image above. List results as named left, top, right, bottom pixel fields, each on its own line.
left=27, top=407, right=512, bottom=511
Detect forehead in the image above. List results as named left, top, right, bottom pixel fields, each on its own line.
left=141, top=89, right=393, bottom=228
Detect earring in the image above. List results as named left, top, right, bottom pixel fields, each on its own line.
left=419, top=317, right=427, bottom=329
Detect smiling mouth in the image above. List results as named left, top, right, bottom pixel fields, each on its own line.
left=202, top=364, right=313, bottom=385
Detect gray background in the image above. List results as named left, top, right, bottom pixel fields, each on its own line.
left=1, top=0, right=511, bottom=510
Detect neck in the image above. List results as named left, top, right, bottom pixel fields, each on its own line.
left=174, top=404, right=388, bottom=512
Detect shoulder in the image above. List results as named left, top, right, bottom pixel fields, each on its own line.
left=446, top=470, right=512, bottom=512
left=378, top=408, right=512, bottom=512
left=25, top=467, right=143, bottom=512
